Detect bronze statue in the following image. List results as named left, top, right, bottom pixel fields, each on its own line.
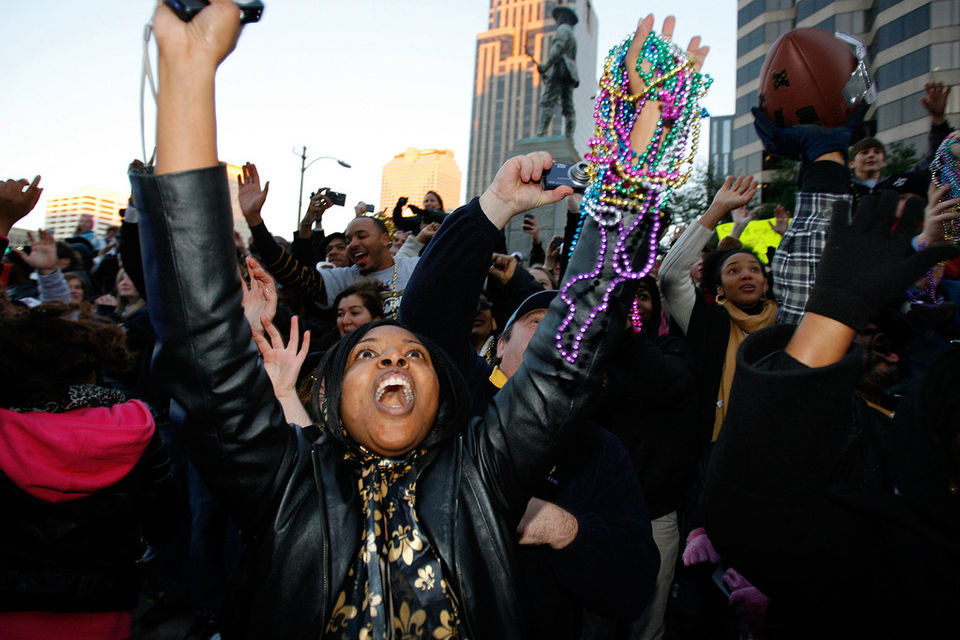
left=533, top=6, right=579, bottom=140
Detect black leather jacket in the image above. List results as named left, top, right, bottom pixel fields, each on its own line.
left=132, top=165, right=639, bottom=639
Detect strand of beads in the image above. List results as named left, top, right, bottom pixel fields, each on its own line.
left=556, top=29, right=710, bottom=364
left=931, top=135, right=960, bottom=242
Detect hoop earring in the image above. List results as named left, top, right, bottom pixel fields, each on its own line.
left=716, top=290, right=726, bottom=304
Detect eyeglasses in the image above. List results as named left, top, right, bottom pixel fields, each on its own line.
left=477, top=301, right=493, bottom=311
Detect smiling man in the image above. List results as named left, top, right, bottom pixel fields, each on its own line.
left=315, top=216, right=419, bottom=319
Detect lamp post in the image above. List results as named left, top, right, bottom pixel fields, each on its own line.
left=295, top=146, right=351, bottom=226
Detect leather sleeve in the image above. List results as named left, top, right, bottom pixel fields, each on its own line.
left=399, top=199, right=498, bottom=390
left=472, top=212, right=639, bottom=520
left=130, top=165, right=302, bottom=534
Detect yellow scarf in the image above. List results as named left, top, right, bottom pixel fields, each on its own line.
left=488, top=366, right=509, bottom=389
left=712, top=298, right=778, bottom=441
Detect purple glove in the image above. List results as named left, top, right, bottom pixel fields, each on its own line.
left=682, top=528, right=720, bottom=566
left=723, top=568, right=770, bottom=628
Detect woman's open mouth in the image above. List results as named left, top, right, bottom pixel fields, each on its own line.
left=374, top=371, right=415, bottom=414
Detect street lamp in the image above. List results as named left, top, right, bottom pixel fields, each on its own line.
left=295, top=146, right=352, bottom=226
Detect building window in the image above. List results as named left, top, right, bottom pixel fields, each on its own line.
left=765, top=20, right=792, bottom=42
left=736, top=57, right=764, bottom=87
left=931, top=0, right=960, bottom=25
left=739, top=0, right=764, bottom=28
left=931, top=41, right=960, bottom=70
left=733, top=124, right=756, bottom=149
left=738, top=25, right=764, bottom=54
left=797, top=0, right=833, bottom=22
left=875, top=46, right=930, bottom=88
left=816, top=16, right=835, bottom=32
left=736, top=90, right=759, bottom=117
left=875, top=5, right=930, bottom=50
left=835, top=10, right=867, bottom=34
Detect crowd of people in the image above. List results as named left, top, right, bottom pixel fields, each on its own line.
left=2, top=2, right=960, bottom=639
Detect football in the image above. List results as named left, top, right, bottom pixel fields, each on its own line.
left=758, top=28, right=859, bottom=128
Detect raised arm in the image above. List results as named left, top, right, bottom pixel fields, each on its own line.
left=237, top=163, right=330, bottom=304
left=0, top=176, right=42, bottom=241
left=132, top=0, right=300, bottom=532
left=475, top=14, right=711, bottom=515
left=659, top=176, right=755, bottom=332
left=399, top=153, right=572, bottom=390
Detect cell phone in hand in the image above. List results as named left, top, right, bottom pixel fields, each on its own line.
left=712, top=567, right=731, bottom=598
left=163, top=0, right=264, bottom=24
left=365, top=204, right=375, bottom=213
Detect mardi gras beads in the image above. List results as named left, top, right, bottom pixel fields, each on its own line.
left=557, top=30, right=710, bottom=363
left=931, top=134, right=960, bottom=241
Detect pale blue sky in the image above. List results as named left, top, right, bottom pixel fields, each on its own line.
left=1, top=1, right=736, bottom=234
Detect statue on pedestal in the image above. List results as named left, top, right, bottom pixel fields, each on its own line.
left=533, top=6, right=579, bottom=141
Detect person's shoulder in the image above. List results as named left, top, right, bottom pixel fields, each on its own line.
left=322, top=264, right=359, bottom=279
left=318, top=264, right=360, bottom=291
left=395, top=256, right=420, bottom=271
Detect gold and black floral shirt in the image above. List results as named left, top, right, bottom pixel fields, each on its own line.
left=323, top=448, right=461, bottom=640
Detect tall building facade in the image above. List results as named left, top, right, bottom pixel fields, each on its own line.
left=44, top=186, right=127, bottom=239
left=465, top=0, right=598, bottom=200
left=380, top=148, right=462, bottom=213
left=709, top=115, right=736, bottom=179
left=733, top=0, right=960, bottom=191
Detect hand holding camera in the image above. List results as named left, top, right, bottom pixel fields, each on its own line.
left=306, top=188, right=333, bottom=224
left=164, top=0, right=263, bottom=24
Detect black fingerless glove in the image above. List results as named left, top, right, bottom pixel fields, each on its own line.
left=804, top=192, right=960, bottom=329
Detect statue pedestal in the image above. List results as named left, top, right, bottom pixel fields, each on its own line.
left=504, top=136, right=580, bottom=261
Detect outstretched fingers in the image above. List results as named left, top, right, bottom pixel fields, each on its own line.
left=626, top=14, right=654, bottom=93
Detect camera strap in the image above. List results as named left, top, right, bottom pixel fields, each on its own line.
left=140, top=21, right=158, bottom=166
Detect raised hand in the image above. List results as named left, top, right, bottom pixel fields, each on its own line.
left=702, top=176, right=758, bottom=230
left=0, top=176, right=42, bottom=236
left=415, top=221, right=441, bottom=244
left=488, top=252, right=520, bottom=285
left=916, top=183, right=960, bottom=246
left=772, top=204, right=791, bottom=235
left=521, top=213, right=541, bottom=243
left=626, top=15, right=709, bottom=153
left=15, top=230, right=57, bottom=274
left=731, top=206, right=755, bottom=229
left=304, top=189, right=333, bottom=226
left=252, top=315, right=310, bottom=402
left=921, top=82, right=951, bottom=125
left=752, top=102, right=867, bottom=164
left=152, top=0, right=242, bottom=72
left=238, top=162, right=269, bottom=226
left=240, top=256, right=278, bottom=335
left=478, top=152, right=574, bottom=229
left=153, top=0, right=243, bottom=174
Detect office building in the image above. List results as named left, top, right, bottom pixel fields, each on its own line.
left=709, top=114, right=736, bottom=179
left=44, top=187, right=127, bottom=240
left=43, top=167, right=250, bottom=247
left=380, top=148, right=462, bottom=214
left=733, top=0, right=959, bottom=192
left=466, top=0, right=598, bottom=199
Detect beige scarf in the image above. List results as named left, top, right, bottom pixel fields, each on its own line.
left=712, top=298, right=777, bottom=441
